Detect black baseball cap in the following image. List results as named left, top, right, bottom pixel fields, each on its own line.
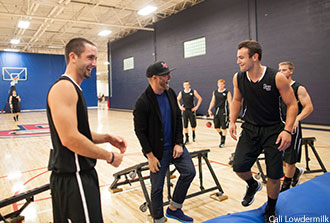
left=146, top=61, right=176, bottom=78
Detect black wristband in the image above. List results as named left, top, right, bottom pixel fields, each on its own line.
left=283, top=129, right=292, bottom=135
left=109, top=152, right=115, bottom=164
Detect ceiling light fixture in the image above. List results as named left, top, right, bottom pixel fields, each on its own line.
left=98, top=30, right=112, bottom=37
left=18, top=20, right=30, bottom=29
left=10, top=39, right=20, bottom=44
left=4, top=49, right=19, bottom=52
left=138, top=5, right=157, bottom=16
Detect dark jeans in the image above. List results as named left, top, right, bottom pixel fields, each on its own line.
left=150, top=146, right=196, bottom=220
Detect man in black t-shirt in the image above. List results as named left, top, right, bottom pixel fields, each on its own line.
left=208, top=79, right=232, bottom=148
left=229, top=40, right=298, bottom=223
left=177, top=80, right=202, bottom=144
left=278, top=61, right=313, bottom=192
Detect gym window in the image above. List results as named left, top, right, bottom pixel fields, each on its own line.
left=123, top=57, right=134, bottom=70
left=184, top=37, right=206, bottom=58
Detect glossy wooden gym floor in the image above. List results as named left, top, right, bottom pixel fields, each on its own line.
left=0, top=106, right=329, bottom=223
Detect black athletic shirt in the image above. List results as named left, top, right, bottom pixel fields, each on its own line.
left=47, top=75, right=96, bottom=173
left=181, top=89, right=195, bottom=109
left=214, top=89, right=228, bottom=109
left=281, top=81, right=303, bottom=120
left=11, top=95, right=19, bottom=110
left=237, top=67, right=282, bottom=126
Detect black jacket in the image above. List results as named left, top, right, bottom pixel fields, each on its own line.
left=133, top=85, right=183, bottom=161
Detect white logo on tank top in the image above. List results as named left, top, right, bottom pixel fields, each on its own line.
left=263, top=83, right=271, bottom=91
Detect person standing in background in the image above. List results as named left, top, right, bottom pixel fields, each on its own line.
left=208, top=79, right=232, bottom=148
left=177, top=80, right=202, bottom=144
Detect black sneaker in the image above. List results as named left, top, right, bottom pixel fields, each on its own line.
left=264, top=208, right=277, bottom=223
left=280, top=180, right=291, bottom=192
left=292, top=167, right=304, bottom=187
left=219, top=143, right=224, bottom=148
left=193, top=137, right=196, bottom=142
left=241, top=181, right=262, bottom=207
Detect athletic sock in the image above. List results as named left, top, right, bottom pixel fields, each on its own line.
left=185, top=133, right=189, bottom=143
left=192, top=131, right=195, bottom=139
left=13, top=116, right=16, bottom=121
left=266, top=197, right=277, bottom=213
left=283, top=177, right=292, bottom=184
left=221, top=136, right=226, bottom=144
left=245, top=177, right=257, bottom=187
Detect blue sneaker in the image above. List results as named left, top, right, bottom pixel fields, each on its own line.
left=165, top=207, right=193, bottom=223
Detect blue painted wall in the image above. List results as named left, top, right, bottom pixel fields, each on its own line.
left=0, top=51, right=97, bottom=111
left=109, top=0, right=330, bottom=125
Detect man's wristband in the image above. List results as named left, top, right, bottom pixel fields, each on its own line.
left=109, top=152, right=115, bottom=164
left=283, top=129, right=292, bottom=135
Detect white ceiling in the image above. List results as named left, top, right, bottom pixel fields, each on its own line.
left=0, top=0, right=205, bottom=79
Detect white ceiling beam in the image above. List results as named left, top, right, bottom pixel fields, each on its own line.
left=0, top=11, right=154, bottom=31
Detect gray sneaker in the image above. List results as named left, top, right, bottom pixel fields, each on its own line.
left=292, top=167, right=304, bottom=187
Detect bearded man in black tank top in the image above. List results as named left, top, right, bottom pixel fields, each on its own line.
left=278, top=62, right=313, bottom=192
left=47, top=38, right=127, bottom=223
left=229, top=40, right=298, bottom=223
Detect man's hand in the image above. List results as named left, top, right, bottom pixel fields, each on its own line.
left=292, top=120, right=299, bottom=134
left=180, top=106, right=186, bottom=111
left=148, top=155, right=160, bottom=173
left=107, top=135, right=127, bottom=154
left=208, top=110, right=213, bottom=117
left=191, top=106, right=197, bottom=112
left=229, top=122, right=237, bottom=140
left=276, top=131, right=292, bottom=151
left=173, top=144, right=183, bottom=159
left=107, top=152, right=124, bottom=167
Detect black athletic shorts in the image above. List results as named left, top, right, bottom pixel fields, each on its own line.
left=213, top=107, right=229, bottom=129
left=233, top=122, right=284, bottom=179
left=50, top=168, right=103, bottom=223
left=12, top=105, right=20, bottom=113
left=183, top=109, right=196, bottom=128
left=283, top=123, right=302, bottom=164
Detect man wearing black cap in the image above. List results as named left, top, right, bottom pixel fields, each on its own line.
left=134, top=61, right=196, bottom=223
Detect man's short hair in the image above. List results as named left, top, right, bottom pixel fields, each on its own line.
left=279, top=61, right=295, bottom=70
left=218, top=79, right=225, bottom=84
left=65, top=38, right=95, bottom=64
left=183, top=80, right=190, bottom=84
left=238, top=40, right=262, bottom=61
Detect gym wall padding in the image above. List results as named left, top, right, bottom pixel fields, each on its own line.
left=0, top=51, right=97, bottom=111
left=109, top=0, right=330, bottom=125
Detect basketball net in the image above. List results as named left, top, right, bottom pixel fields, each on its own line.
left=10, top=77, right=18, bottom=86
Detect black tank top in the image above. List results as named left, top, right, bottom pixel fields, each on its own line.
left=237, top=67, right=282, bottom=126
left=280, top=81, right=303, bottom=121
left=181, top=89, right=195, bottom=109
left=11, top=95, right=19, bottom=108
left=47, top=75, right=96, bottom=173
left=214, top=89, right=228, bottom=109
